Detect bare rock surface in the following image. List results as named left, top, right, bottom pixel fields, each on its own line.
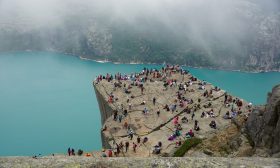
left=246, top=84, right=280, bottom=156
left=0, top=156, right=280, bottom=168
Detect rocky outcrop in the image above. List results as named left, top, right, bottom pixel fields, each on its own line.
left=93, top=69, right=254, bottom=157
left=93, top=84, right=115, bottom=149
left=246, top=84, right=280, bottom=156
left=0, top=156, right=279, bottom=168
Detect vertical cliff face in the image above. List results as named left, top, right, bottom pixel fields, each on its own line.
left=93, top=84, right=114, bottom=149
left=93, top=85, right=114, bottom=125
left=246, top=84, right=280, bottom=156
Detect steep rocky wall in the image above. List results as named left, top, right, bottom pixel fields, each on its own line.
left=0, top=156, right=279, bottom=168
left=246, top=84, right=280, bottom=156
left=93, top=85, right=114, bottom=125
left=93, top=84, right=114, bottom=148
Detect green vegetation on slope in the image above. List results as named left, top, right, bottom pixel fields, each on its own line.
left=173, top=138, right=202, bottom=157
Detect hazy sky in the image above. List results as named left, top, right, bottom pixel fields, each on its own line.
left=1, top=0, right=279, bottom=25
left=0, top=0, right=279, bottom=58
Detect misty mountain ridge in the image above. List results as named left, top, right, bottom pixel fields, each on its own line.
left=0, top=0, right=279, bottom=72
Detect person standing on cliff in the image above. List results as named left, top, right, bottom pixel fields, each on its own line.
left=118, top=114, right=123, bottom=123
left=119, top=141, right=124, bottom=152
left=125, top=141, right=129, bottom=152
left=133, top=142, right=137, bottom=153
left=157, top=107, right=160, bottom=117
left=128, top=129, right=134, bottom=140
left=108, top=149, right=112, bottom=157
left=71, top=148, right=75, bottom=156
left=191, top=112, right=195, bottom=120
left=113, top=111, right=118, bottom=121
left=153, top=97, right=156, bottom=105
left=137, top=136, right=141, bottom=144
left=67, top=147, right=71, bottom=156
left=224, top=92, right=228, bottom=104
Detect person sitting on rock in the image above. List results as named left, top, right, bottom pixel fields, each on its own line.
left=231, top=110, right=238, bottom=118
left=203, top=102, right=212, bottom=108
left=168, top=134, right=174, bottom=140
left=223, top=111, right=232, bottom=119
left=194, top=120, right=200, bottom=131
left=153, top=145, right=161, bottom=154
left=181, top=116, right=188, bottom=123
left=199, top=85, right=205, bottom=90
left=124, top=88, right=131, bottom=94
left=171, top=104, right=177, bottom=113
left=214, top=86, right=220, bottom=91
left=175, top=129, right=181, bottom=137
left=175, top=140, right=182, bottom=148
left=176, top=124, right=182, bottom=130
left=203, top=90, right=208, bottom=97
left=186, top=129, right=194, bottom=137
left=163, top=104, right=170, bottom=111
left=209, top=120, right=217, bottom=129
left=237, top=108, right=242, bottom=115
left=123, top=109, right=128, bottom=117
left=201, top=111, right=206, bottom=118
left=143, top=137, right=148, bottom=144
left=209, top=109, right=215, bottom=118
left=173, top=116, right=179, bottom=125
left=237, top=99, right=243, bottom=107
left=140, top=100, right=146, bottom=105
left=101, top=152, right=107, bottom=157
left=143, top=107, right=148, bottom=115
left=179, top=101, right=185, bottom=108
left=153, top=141, right=162, bottom=154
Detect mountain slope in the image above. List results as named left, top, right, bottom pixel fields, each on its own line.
left=0, top=0, right=279, bottom=71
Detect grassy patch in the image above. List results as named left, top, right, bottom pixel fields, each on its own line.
left=173, top=138, right=202, bottom=157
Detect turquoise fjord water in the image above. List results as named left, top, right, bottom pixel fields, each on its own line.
left=0, top=52, right=280, bottom=156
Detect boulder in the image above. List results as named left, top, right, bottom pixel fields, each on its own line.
left=246, top=84, right=280, bottom=156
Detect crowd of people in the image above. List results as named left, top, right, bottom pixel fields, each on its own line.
left=94, top=64, right=250, bottom=157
